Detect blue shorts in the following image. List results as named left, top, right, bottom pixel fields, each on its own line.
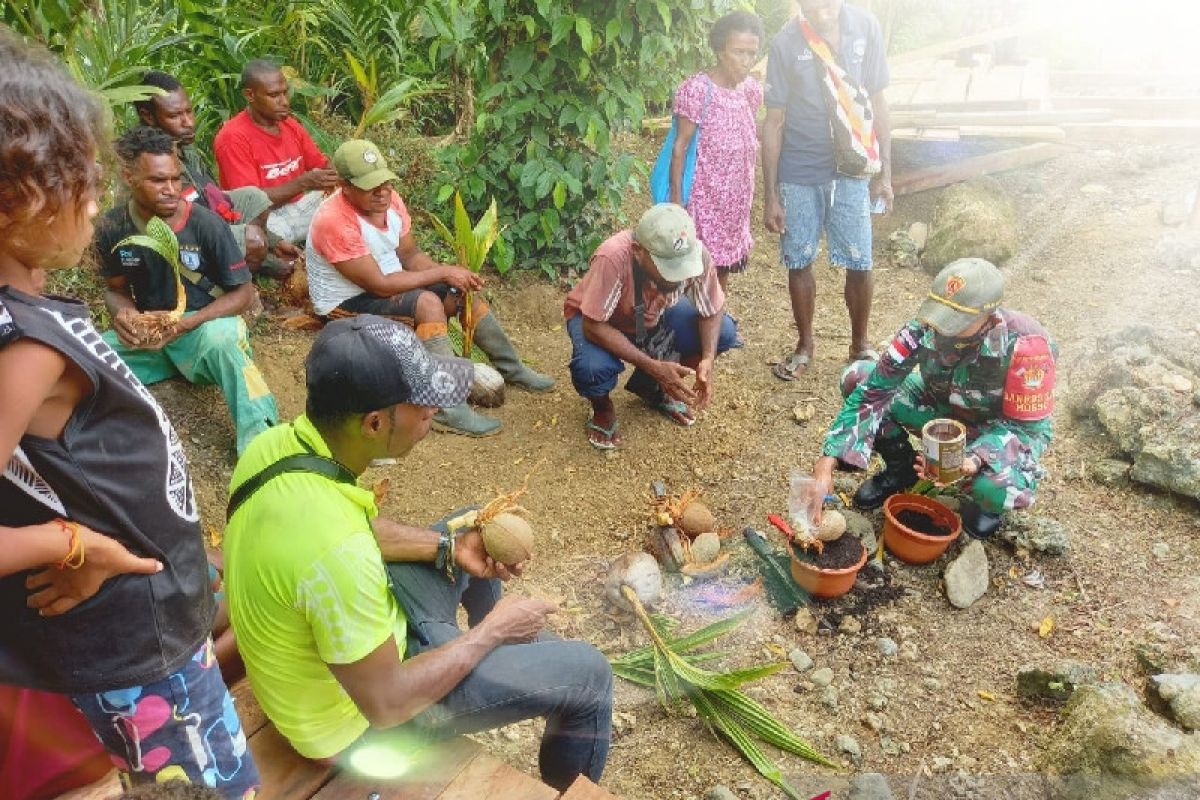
left=566, top=298, right=739, bottom=398
left=72, top=639, right=260, bottom=798
left=779, top=178, right=873, bottom=271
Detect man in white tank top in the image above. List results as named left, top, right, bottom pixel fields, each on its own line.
left=305, top=140, right=554, bottom=437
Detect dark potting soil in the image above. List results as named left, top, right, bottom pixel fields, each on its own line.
left=793, top=534, right=864, bottom=570
left=895, top=508, right=953, bottom=537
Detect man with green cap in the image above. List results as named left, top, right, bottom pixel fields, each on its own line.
left=797, top=258, right=1056, bottom=538
left=563, top=203, right=739, bottom=449
left=305, top=138, right=554, bottom=438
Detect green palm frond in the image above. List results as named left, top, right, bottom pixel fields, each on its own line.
left=610, top=587, right=832, bottom=793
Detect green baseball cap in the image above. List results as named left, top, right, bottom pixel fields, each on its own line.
left=917, top=258, right=1005, bottom=335
left=332, top=139, right=399, bottom=190
left=633, top=203, right=704, bottom=282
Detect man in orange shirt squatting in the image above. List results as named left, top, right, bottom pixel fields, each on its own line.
left=564, top=203, right=739, bottom=449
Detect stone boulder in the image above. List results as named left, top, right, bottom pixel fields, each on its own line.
left=1066, top=326, right=1200, bottom=501
left=1149, top=674, right=1200, bottom=731
left=1040, top=682, right=1200, bottom=800
left=943, top=539, right=989, bottom=608
left=999, top=512, right=1070, bottom=555
left=922, top=178, right=1019, bottom=274
left=1016, top=661, right=1099, bottom=702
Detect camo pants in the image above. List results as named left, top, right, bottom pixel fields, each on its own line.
left=841, top=359, right=1044, bottom=513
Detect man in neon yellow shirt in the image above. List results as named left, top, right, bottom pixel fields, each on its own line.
left=222, top=316, right=611, bottom=789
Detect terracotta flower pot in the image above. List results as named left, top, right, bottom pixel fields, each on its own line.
left=789, top=540, right=868, bottom=599
left=882, top=493, right=962, bottom=564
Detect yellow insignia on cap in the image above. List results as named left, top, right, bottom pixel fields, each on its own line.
left=944, top=275, right=965, bottom=298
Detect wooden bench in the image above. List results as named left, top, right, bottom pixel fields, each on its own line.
left=235, top=679, right=618, bottom=800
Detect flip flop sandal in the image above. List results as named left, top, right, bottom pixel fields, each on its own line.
left=585, top=418, right=621, bottom=450
left=652, top=398, right=696, bottom=426
left=772, top=352, right=811, bottom=381
left=848, top=348, right=880, bottom=363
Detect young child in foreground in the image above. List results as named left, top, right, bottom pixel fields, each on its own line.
left=0, top=30, right=259, bottom=797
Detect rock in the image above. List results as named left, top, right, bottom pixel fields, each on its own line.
left=865, top=712, right=885, bottom=732
left=839, top=616, right=863, bottom=635
left=1161, top=191, right=1197, bottom=227
left=876, top=637, right=898, bottom=657
left=909, top=221, right=929, bottom=251
left=1067, top=327, right=1200, bottom=501
left=931, top=755, right=955, bottom=771
left=841, top=509, right=875, bottom=540
left=835, top=733, right=862, bottom=759
left=1149, top=674, right=1200, bottom=730
left=999, top=512, right=1070, bottom=555
left=923, top=677, right=942, bottom=692
left=880, top=736, right=904, bottom=756
left=789, top=648, right=814, bottom=673
left=1088, top=458, right=1132, bottom=486
left=848, top=772, right=894, bottom=800
left=794, top=608, right=819, bottom=635
left=886, top=229, right=921, bottom=269
left=923, top=179, right=1019, bottom=273
left=1136, top=643, right=1170, bottom=675
left=944, top=539, right=989, bottom=608
left=811, top=667, right=835, bottom=688
left=869, top=694, right=888, bottom=711
left=1040, top=682, right=1200, bottom=800
left=821, top=686, right=840, bottom=711
left=1016, top=662, right=1100, bottom=702
left=1152, top=542, right=1170, bottom=560
left=705, top=786, right=739, bottom=800
left=612, top=711, right=637, bottom=736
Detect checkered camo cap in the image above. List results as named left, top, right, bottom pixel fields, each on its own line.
left=306, top=315, right=473, bottom=415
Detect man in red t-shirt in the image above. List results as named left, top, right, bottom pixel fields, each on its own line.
left=563, top=203, right=740, bottom=449
left=213, top=59, right=338, bottom=243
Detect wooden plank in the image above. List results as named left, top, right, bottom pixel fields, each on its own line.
left=892, top=143, right=1071, bottom=197
left=436, top=752, right=558, bottom=800
left=310, top=737, right=481, bottom=800
left=892, top=125, right=1066, bottom=142
left=558, top=775, right=622, bottom=799
left=251, top=723, right=335, bottom=800
left=1050, top=70, right=1200, bottom=93
left=890, top=99, right=1033, bottom=114
left=231, top=678, right=269, bottom=738
left=967, top=63, right=1030, bottom=104
left=1063, top=119, right=1200, bottom=146
left=890, top=108, right=1111, bottom=127
left=1050, top=95, right=1200, bottom=118
left=891, top=23, right=1042, bottom=66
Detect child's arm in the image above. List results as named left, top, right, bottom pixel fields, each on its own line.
left=0, top=337, right=162, bottom=608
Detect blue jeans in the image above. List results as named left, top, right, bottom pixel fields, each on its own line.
left=566, top=298, right=740, bottom=398
left=385, top=514, right=612, bottom=790
left=779, top=178, right=873, bottom=270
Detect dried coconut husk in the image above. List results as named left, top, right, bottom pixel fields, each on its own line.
left=678, top=500, right=716, bottom=537
left=128, top=311, right=179, bottom=348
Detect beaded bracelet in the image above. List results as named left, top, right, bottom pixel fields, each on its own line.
left=54, top=519, right=86, bottom=570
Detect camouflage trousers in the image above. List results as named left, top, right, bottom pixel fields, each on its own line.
left=842, top=359, right=1045, bottom=513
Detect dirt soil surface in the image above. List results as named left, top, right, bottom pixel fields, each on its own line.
left=161, top=140, right=1200, bottom=799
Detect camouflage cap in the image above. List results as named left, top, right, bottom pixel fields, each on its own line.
left=332, top=139, right=399, bottom=190
left=917, top=258, right=1004, bottom=336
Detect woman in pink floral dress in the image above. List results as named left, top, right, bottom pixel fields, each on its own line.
left=669, top=10, right=764, bottom=292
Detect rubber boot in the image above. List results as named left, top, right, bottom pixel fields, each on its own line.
left=471, top=312, right=555, bottom=392
left=960, top=499, right=1002, bottom=539
left=423, top=334, right=502, bottom=437
left=853, top=435, right=919, bottom=510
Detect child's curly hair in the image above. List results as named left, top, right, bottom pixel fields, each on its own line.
left=0, top=28, right=109, bottom=226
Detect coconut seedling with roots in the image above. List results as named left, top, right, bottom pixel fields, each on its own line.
left=112, top=216, right=187, bottom=347
left=648, top=486, right=730, bottom=574
left=468, top=469, right=545, bottom=566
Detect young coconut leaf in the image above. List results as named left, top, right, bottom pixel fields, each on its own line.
left=113, top=215, right=186, bottom=317
left=429, top=192, right=501, bottom=357
left=611, top=585, right=830, bottom=795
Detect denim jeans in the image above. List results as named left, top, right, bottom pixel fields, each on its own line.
left=779, top=178, right=873, bottom=270
left=566, top=297, right=740, bottom=398
left=385, top=514, right=612, bottom=790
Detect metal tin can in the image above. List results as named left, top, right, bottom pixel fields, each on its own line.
left=922, top=419, right=966, bottom=483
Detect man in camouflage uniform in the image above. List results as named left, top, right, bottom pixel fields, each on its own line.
left=801, top=258, right=1055, bottom=537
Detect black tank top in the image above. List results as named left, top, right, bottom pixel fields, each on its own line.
left=0, top=286, right=213, bottom=693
